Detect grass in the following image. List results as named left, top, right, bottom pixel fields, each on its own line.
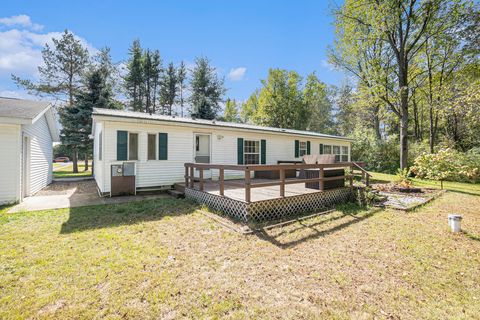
left=53, top=162, right=92, bottom=178
left=0, top=177, right=479, bottom=318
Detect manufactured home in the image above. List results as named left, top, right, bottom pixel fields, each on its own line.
left=92, top=108, right=353, bottom=196
left=0, top=97, right=59, bottom=204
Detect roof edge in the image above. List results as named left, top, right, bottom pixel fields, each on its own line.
left=92, top=108, right=354, bottom=142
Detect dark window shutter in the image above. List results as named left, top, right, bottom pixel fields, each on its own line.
left=319, top=143, right=324, bottom=154
left=158, top=133, right=168, bottom=160
left=237, top=138, right=244, bottom=164
left=260, top=139, right=266, bottom=164
left=117, top=130, right=128, bottom=160
left=307, top=141, right=311, bottom=155
left=295, top=140, right=299, bottom=158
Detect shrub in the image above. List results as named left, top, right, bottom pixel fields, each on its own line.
left=411, top=148, right=480, bottom=186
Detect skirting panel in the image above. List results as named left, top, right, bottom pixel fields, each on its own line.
left=185, top=188, right=248, bottom=221
left=185, top=187, right=354, bottom=223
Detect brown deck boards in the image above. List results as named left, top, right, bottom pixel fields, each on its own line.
left=183, top=178, right=325, bottom=202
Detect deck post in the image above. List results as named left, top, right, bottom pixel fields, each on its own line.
left=219, top=168, right=224, bottom=196
left=245, top=168, right=251, bottom=203
left=319, top=166, right=324, bottom=191
left=199, top=168, right=204, bottom=191
left=279, top=168, right=285, bottom=197
left=184, top=165, right=189, bottom=188
left=189, top=166, right=194, bottom=188
left=349, top=165, right=354, bottom=188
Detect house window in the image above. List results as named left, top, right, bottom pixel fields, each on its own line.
left=244, top=140, right=260, bottom=165
left=299, top=141, right=307, bottom=157
left=324, top=145, right=332, bottom=154
left=98, top=131, right=102, bottom=161
left=341, top=146, right=349, bottom=162
left=128, top=133, right=139, bottom=160
left=333, top=146, right=341, bottom=162
left=148, top=134, right=156, bottom=160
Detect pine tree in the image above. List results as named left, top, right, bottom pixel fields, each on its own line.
left=190, top=57, right=225, bottom=120
left=12, top=30, right=89, bottom=107
left=124, top=39, right=144, bottom=111
left=176, top=61, right=187, bottom=117
left=159, top=63, right=177, bottom=115
left=60, top=67, right=117, bottom=173
left=151, top=50, right=162, bottom=113
left=223, top=98, right=239, bottom=122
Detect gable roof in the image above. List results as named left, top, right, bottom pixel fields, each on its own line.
left=92, top=108, right=353, bottom=141
left=0, top=97, right=59, bottom=141
left=0, top=97, right=52, bottom=122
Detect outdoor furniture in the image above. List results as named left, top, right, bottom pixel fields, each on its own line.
left=304, top=168, right=345, bottom=190
left=254, top=160, right=300, bottom=179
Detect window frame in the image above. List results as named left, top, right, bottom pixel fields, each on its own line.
left=324, top=145, right=332, bottom=155
left=299, top=141, right=308, bottom=157
left=332, top=145, right=341, bottom=162
left=243, top=139, right=260, bottom=165
left=147, top=133, right=157, bottom=161
left=128, top=132, right=139, bottom=161
left=341, top=146, right=349, bottom=162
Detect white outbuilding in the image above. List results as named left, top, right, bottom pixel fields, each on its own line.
left=0, top=97, right=59, bottom=205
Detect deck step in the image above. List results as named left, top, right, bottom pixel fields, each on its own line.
left=174, top=183, right=185, bottom=193
left=167, top=189, right=185, bottom=199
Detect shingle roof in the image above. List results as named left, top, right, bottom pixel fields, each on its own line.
left=93, top=108, right=353, bottom=141
left=0, top=97, right=51, bottom=121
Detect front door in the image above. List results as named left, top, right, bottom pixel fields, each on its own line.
left=194, top=134, right=211, bottom=178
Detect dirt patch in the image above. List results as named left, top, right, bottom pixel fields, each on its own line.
left=35, top=180, right=97, bottom=196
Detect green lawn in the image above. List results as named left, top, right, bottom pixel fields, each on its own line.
left=366, top=171, right=480, bottom=196
left=53, top=162, right=92, bottom=178
left=0, top=177, right=479, bottom=318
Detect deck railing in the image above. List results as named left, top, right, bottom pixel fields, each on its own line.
left=184, top=162, right=368, bottom=203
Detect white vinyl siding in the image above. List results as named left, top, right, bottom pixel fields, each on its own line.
left=22, top=114, right=54, bottom=196
left=0, top=124, right=21, bottom=204
left=97, top=118, right=351, bottom=193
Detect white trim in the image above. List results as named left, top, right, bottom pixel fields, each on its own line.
left=243, top=139, right=261, bottom=165
left=193, top=132, right=212, bottom=164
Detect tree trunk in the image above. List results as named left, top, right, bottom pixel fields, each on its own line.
left=399, top=70, right=409, bottom=170
left=373, top=105, right=381, bottom=140
left=84, top=153, right=89, bottom=171
left=429, top=106, right=435, bottom=153
left=72, top=148, right=78, bottom=173
left=413, top=94, right=420, bottom=141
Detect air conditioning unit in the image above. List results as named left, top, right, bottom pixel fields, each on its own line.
left=110, top=162, right=136, bottom=196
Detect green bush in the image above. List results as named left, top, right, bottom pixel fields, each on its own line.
left=411, top=148, right=479, bottom=184
left=350, top=128, right=399, bottom=173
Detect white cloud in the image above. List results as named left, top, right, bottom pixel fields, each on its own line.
left=320, top=59, right=336, bottom=71
left=0, top=16, right=97, bottom=79
left=227, top=67, right=246, bottom=81
left=0, top=14, right=43, bottom=31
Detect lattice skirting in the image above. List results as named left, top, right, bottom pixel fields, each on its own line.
left=185, top=187, right=355, bottom=222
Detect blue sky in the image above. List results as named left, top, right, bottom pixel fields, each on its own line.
left=0, top=0, right=346, bottom=102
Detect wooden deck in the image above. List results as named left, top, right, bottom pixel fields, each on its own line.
left=182, top=162, right=368, bottom=222
left=182, top=178, right=325, bottom=203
